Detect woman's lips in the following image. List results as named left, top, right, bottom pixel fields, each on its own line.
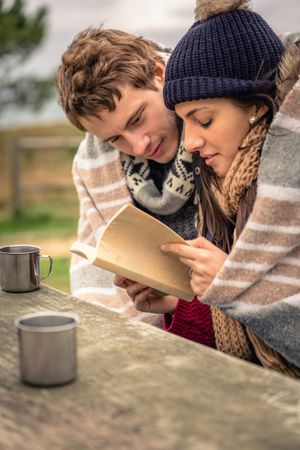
left=203, top=153, right=218, bottom=166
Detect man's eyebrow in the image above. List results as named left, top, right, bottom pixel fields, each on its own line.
left=103, top=105, right=145, bottom=143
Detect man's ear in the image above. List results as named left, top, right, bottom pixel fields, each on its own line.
left=154, top=60, right=166, bottom=84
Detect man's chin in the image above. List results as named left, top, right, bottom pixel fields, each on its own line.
left=154, top=154, right=173, bottom=164
left=156, top=145, right=178, bottom=164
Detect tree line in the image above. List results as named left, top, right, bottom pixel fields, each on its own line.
left=0, top=0, right=54, bottom=114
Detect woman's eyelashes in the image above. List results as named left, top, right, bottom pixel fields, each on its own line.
left=198, top=118, right=212, bottom=128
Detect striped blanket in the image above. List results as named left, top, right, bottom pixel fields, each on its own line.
left=201, top=74, right=300, bottom=368
left=69, top=135, right=158, bottom=322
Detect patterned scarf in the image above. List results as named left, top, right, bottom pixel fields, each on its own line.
left=121, top=138, right=195, bottom=215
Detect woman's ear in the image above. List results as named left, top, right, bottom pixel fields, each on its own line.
left=255, top=104, right=269, bottom=120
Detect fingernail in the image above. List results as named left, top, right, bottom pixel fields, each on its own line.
left=118, top=277, right=125, bottom=285
left=160, top=244, right=166, bottom=251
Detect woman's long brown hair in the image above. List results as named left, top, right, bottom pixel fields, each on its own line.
left=198, top=92, right=277, bottom=253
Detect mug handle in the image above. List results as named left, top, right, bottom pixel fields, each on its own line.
left=40, top=255, right=54, bottom=280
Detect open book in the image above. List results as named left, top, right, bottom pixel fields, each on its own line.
left=70, top=204, right=194, bottom=301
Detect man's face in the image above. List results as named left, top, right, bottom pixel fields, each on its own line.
left=79, top=79, right=179, bottom=164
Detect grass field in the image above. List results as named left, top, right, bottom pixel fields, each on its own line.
left=0, top=121, right=84, bottom=292
left=0, top=200, right=78, bottom=292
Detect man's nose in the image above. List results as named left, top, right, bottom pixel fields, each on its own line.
left=127, top=132, right=151, bottom=157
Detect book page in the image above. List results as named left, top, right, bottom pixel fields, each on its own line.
left=95, top=204, right=194, bottom=301
left=70, top=242, right=96, bottom=263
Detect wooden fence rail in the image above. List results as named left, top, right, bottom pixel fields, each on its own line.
left=9, top=136, right=81, bottom=218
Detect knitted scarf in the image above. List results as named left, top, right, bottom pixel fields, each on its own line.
left=121, top=139, right=195, bottom=215
left=207, top=119, right=300, bottom=376
left=209, top=123, right=268, bottom=361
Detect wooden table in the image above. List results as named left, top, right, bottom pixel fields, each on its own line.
left=0, top=285, right=299, bottom=450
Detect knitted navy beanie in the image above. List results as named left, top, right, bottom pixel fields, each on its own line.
left=164, top=0, right=284, bottom=110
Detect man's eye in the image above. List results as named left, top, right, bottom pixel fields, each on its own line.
left=109, top=136, right=120, bottom=144
left=131, top=115, right=141, bottom=126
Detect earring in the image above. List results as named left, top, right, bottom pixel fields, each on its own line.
left=249, top=115, right=257, bottom=125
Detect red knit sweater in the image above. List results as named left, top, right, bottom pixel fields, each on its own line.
left=163, top=297, right=216, bottom=348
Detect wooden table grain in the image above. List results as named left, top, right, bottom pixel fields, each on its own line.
left=0, top=285, right=299, bottom=450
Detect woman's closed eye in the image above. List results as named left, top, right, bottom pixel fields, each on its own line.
left=198, top=118, right=212, bottom=128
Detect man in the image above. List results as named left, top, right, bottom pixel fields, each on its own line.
left=56, top=28, right=197, bottom=325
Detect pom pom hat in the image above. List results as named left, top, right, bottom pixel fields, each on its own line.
left=164, top=0, right=284, bottom=110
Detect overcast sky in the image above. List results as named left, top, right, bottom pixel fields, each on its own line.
left=24, top=0, right=300, bottom=76
left=2, top=0, right=299, bottom=127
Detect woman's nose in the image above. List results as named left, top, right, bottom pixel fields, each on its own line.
left=184, top=134, right=205, bottom=153
left=183, top=123, right=205, bottom=153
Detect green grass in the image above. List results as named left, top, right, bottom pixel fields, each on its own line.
left=0, top=209, right=75, bottom=293
left=0, top=197, right=78, bottom=239
left=0, top=121, right=83, bottom=294
left=0, top=209, right=77, bottom=239
left=43, top=256, right=71, bottom=293
left=0, top=201, right=78, bottom=294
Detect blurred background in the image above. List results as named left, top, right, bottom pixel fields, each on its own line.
left=0, top=0, right=299, bottom=292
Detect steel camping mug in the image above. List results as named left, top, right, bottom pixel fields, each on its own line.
left=15, top=312, right=79, bottom=386
left=0, top=245, right=53, bottom=292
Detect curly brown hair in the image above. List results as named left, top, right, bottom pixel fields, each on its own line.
left=56, top=28, right=165, bottom=131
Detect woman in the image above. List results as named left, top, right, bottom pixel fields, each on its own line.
left=116, top=1, right=300, bottom=376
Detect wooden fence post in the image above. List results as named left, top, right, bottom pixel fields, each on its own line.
left=7, top=135, right=81, bottom=219
left=9, top=137, right=21, bottom=219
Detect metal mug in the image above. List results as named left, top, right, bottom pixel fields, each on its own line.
left=0, top=245, right=53, bottom=293
left=15, top=312, right=79, bottom=386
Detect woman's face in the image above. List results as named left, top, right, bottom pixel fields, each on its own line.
left=175, top=98, right=256, bottom=178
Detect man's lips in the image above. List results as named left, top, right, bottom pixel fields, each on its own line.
left=147, top=140, right=163, bottom=158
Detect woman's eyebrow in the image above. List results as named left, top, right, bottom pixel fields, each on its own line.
left=186, top=106, right=210, bottom=118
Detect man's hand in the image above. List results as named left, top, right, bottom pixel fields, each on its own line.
left=161, top=237, right=227, bottom=297
left=113, top=275, right=178, bottom=314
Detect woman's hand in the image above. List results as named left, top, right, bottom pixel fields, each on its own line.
left=161, top=237, right=227, bottom=297
left=113, top=275, right=178, bottom=314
